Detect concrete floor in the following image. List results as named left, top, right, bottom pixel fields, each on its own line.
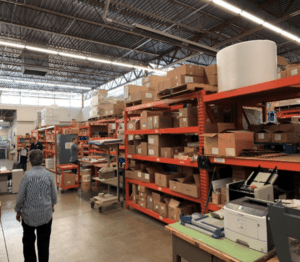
left=0, top=159, right=185, bottom=262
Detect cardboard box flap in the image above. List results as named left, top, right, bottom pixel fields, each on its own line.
left=193, top=174, right=200, bottom=186
left=273, top=130, right=285, bottom=134
left=226, top=130, right=254, bottom=134
left=146, top=166, right=163, bottom=175
left=217, top=123, right=235, bottom=133
left=168, top=199, right=181, bottom=208
left=164, top=197, right=171, bottom=205
left=179, top=175, right=195, bottom=183
left=200, top=133, right=218, bottom=137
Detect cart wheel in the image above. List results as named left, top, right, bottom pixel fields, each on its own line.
left=121, top=202, right=124, bottom=208
left=91, top=202, right=95, bottom=209
left=99, top=207, right=102, bottom=213
left=61, top=190, right=64, bottom=194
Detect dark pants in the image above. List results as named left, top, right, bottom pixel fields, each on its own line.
left=22, top=219, right=52, bottom=262
left=20, top=156, right=27, bottom=171
left=71, top=160, right=78, bottom=174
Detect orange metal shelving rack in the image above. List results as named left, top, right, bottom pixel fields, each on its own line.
left=124, top=90, right=210, bottom=224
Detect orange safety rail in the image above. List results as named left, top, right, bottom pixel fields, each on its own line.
left=277, top=108, right=300, bottom=119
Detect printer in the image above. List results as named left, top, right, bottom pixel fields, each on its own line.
left=224, top=197, right=274, bottom=253
left=227, top=166, right=278, bottom=202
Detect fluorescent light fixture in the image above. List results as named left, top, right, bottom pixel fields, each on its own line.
left=212, top=0, right=242, bottom=14
left=281, top=31, right=299, bottom=41
left=262, top=22, right=283, bottom=33
left=0, top=87, right=80, bottom=96
left=112, top=62, right=133, bottom=68
left=0, top=78, right=91, bottom=90
left=59, top=52, right=87, bottom=60
left=87, top=57, right=111, bottom=64
left=0, top=120, right=3, bottom=122
left=0, top=41, right=25, bottom=49
left=241, top=11, right=264, bottom=24
left=26, top=46, right=58, bottom=54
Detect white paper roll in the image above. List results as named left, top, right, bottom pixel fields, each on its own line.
left=217, top=40, right=277, bottom=92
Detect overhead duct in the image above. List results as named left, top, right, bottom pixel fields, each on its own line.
left=21, top=50, right=49, bottom=76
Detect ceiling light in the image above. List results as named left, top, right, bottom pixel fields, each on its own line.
left=212, top=0, right=242, bottom=14
left=281, top=31, right=299, bottom=41
left=262, top=22, right=283, bottom=33
left=0, top=41, right=25, bottom=49
left=26, top=46, right=58, bottom=55
left=112, top=62, right=133, bottom=68
left=87, top=57, right=112, bottom=64
left=241, top=11, right=264, bottom=24
left=36, top=82, right=55, bottom=86
left=0, top=87, right=80, bottom=96
left=59, top=52, right=87, bottom=60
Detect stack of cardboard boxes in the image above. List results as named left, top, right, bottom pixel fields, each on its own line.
left=253, top=122, right=300, bottom=144
left=201, top=123, right=255, bottom=157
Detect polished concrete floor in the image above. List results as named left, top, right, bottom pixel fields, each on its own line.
left=0, top=159, right=185, bottom=262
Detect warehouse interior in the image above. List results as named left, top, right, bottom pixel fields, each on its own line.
left=1, top=0, right=300, bottom=261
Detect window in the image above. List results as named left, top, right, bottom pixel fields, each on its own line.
left=21, top=96, right=38, bottom=106
left=84, top=98, right=91, bottom=107
left=71, top=99, right=81, bottom=108
left=1, top=95, right=20, bottom=105
left=39, top=98, right=54, bottom=106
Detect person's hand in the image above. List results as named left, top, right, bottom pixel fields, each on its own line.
left=52, top=206, right=55, bottom=213
left=16, top=212, right=21, bottom=222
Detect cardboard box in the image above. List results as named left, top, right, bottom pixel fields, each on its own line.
left=139, top=188, right=152, bottom=197
left=172, top=75, right=204, bottom=87
left=179, top=107, right=197, bottom=118
left=128, top=144, right=136, bottom=155
left=144, top=166, right=163, bottom=183
left=255, top=130, right=272, bottom=143
left=248, top=124, right=265, bottom=132
left=136, top=142, right=147, bottom=156
left=160, top=147, right=184, bottom=158
left=107, top=101, right=125, bottom=116
left=221, top=187, right=227, bottom=204
left=155, top=172, right=182, bottom=188
left=142, top=75, right=164, bottom=88
left=205, top=64, right=217, bottom=76
left=125, top=170, right=136, bottom=179
left=278, top=70, right=287, bottom=79
left=264, top=124, right=279, bottom=132
left=168, top=199, right=193, bottom=222
left=169, top=177, right=186, bottom=193
left=138, top=197, right=147, bottom=208
left=181, top=174, right=200, bottom=198
left=287, top=66, right=300, bottom=77
left=179, top=117, right=198, bottom=127
left=130, top=90, right=154, bottom=102
left=140, top=111, right=163, bottom=130
left=184, top=147, right=199, bottom=154
left=153, top=115, right=172, bottom=129
left=278, top=123, right=300, bottom=133
left=201, top=133, right=219, bottom=155
left=131, top=193, right=139, bottom=204
left=132, top=184, right=137, bottom=195
left=167, top=64, right=205, bottom=79
left=127, top=120, right=140, bottom=131
left=277, top=55, right=288, bottom=66
left=59, top=172, right=76, bottom=187
left=212, top=192, right=221, bottom=205
left=159, top=198, right=170, bottom=217
left=232, top=167, right=252, bottom=181
left=69, top=128, right=79, bottom=134
left=148, top=135, right=173, bottom=147
left=124, top=85, right=144, bottom=99
left=148, top=145, right=160, bottom=157
left=218, top=131, right=254, bottom=157
left=147, top=195, right=153, bottom=210
left=207, top=75, right=218, bottom=86
left=158, top=77, right=172, bottom=92
left=271, top=132, right=300, bottom=143
left=134, top=170, right=143, bottom=181
left=152, top=192, right=163, bottom=213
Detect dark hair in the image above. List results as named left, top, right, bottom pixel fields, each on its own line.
left=29, top=150, right=43, bottom=166
left=31, top=137, right=37, bottom=141
left=72, top=137, right=77, bottom=142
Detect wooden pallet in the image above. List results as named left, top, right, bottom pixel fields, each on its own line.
left=158, top=83, right=218, bottom=98
left=125, top=99, right=153, bottom=107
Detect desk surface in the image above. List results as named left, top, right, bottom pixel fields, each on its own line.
left=166, top=223, right=277, bottom=262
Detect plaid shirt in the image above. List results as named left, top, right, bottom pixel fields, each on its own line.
left=15, top=166, right=57, bottom=227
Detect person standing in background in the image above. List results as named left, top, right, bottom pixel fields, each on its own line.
left=17, top=142, right=28, bottom=171
left=70, top=137, right=82, bottom=174
left=15, top=149, right=57, bottom=262
left=30, top=137, right=43, bottom=151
